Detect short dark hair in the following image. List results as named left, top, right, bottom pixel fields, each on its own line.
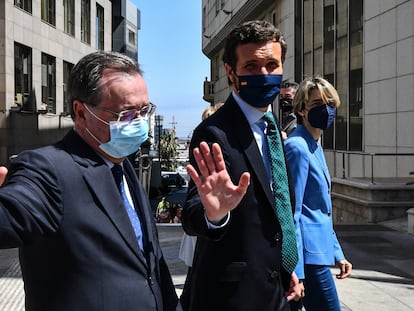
left=222, top=20, right=287, bottom=72
left=281, top=80, right=299, bottom=91
left=68, top=51, right=142, bottom=119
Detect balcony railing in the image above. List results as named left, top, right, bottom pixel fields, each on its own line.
left=333, top=151, right=414, bottom=184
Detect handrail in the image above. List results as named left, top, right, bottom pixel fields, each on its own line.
left=332, top=151, right=414, bottom=184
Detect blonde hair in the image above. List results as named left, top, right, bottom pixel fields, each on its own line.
left=293, top=76, right=340, bottom=124
left=201, top=102, right=224, bottom=120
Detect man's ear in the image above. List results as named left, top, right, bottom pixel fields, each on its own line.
left=73, top=100, right=86, bottom=123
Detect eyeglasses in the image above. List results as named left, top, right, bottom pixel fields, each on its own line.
left=89, top=102, right=156, bottom=122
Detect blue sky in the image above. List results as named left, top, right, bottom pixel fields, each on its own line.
left=131, top=1, right=211, bottom=138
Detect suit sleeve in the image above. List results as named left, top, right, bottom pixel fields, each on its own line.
left=284, top=137, right=309, bottom=279
left=182, top=125, right=229, bottom=241
left=0, top=150, right=63, bottom=247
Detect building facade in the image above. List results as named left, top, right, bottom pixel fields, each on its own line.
left=201, top=0, right=414, bottom=180
left=0, top=0, right=143, bottom=165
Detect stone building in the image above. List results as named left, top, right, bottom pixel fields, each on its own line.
left=0, top=0, right=141, bottom=164
left=201, top=0, right=414, bottom=222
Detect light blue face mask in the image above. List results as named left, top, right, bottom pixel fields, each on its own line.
left=85, top=105, right=149, bottom=158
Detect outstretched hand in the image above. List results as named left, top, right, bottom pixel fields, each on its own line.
left=0, top=166, right=8, bottom=187
left=186, top=142, right=250, bottom=223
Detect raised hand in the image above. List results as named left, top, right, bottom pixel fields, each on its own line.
left=0, top=166, right=8, bottom=187
left=186, top=142, right=250, bottom=223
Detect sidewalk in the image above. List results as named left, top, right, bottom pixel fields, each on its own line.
left=0, top=219, right=413, bottom=310
left=333, top=218, right=414, bottom=311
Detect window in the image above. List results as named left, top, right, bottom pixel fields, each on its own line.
left=299, top=0, right=364, bottom=152
left=15, top=0, right=32, bottom=13
left=14, top=43, right=32, bottom=111
left=128, top=29, right=136, bottom=46
left=63, top=61, right=74, bottom=115
left=81, top=0, right=91, bottom=44
left=96, top=4, right=104, bottom=49
left=350, top=0, right=363, bottom=47
left=202, top=6, right=207, bottom=34
left=41, top=53, right=56, bottom=113
left=41, top=0, right=55, bottom=26
left=324, top=5, right=335, bottom=50
left=64, top=0, right=75, bottom=36
left=215, top=0, right=220, bottom=15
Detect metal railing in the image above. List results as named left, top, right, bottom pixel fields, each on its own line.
left=333, top=151, right=414, bottom=184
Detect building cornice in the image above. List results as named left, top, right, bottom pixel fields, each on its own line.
left=202, top=0, right=276, bottom=57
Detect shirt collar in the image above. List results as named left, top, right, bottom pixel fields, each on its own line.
left=232, top=91, right=272, bottom=126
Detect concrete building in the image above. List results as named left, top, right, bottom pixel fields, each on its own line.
left=201, top=0, right=414, bottom=222
left=0, top=0, right=144, bottom=165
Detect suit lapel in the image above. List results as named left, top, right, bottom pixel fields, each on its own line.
left=83, top=165, right=147, bottom=266
left=228, top=99, right=275, bottom=207
left=123, top=161, right=156, bottom=255
left=61, top=130, right=148, bottom=266
left=315, top=146, right=331, bottom=188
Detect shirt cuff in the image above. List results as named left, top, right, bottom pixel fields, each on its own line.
left=205, top=212, right=230, bottom=229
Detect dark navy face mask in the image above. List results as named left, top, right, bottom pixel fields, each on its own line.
left=237, top=74, right=283, bottom=108
left=307, top=104, right=336, bottom=130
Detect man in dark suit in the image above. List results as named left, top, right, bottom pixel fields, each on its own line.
left=181, top=21, right=301, bottom=311
left=0, top=51, right=179, bottom=311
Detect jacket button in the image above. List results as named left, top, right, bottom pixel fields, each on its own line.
left=274, top=233, right=281, bottom=242
left=270, top=270, right=279, bottom=279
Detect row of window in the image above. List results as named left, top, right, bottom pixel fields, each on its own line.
left=295, top=0, right=363, bottom=151
left=15, top=0, right=105, bottom=50
left=15, top=42, right=74, bottom=115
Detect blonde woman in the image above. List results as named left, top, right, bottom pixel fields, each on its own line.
left=285, top=76, right=352, bottom=311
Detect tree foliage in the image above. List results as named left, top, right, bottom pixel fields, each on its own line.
left=159, top=131, right=178, bottom=171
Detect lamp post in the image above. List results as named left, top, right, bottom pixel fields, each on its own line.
left=154, top=114, right=164, bottom=165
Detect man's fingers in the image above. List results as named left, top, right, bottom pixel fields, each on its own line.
left=192, top=147, right=210, bottom=179
left=211, top=143, right=225, bottom=171
left=237, top=172, right=250, bottom=194
left=0, top=166, right=8, bottom=187
left=199, top=142, right=217, bottom=174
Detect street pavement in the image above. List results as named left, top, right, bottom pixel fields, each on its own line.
left=0, top=185, right=413, bottom=310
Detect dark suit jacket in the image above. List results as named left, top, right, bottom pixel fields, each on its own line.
left=0, top=130, right=178, bottom=311
left=181, top=95, right=294, bottom=311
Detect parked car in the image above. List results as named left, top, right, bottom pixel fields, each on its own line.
left=161, top=172, right=186, bottom=188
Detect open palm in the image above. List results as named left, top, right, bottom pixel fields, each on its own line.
left=186, top=142, right=250, bottom=223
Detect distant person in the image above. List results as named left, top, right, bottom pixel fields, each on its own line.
left=280, top=81, right=299, bottom=139
left=173, top=204, right=183, bottom=223
left=0, top=51, right=179, bottom=311
left=178, top=103, right=225, bottom=268
left=179, top=101, right=225, bottom=268
left=284, top=76, right=352, bottom=311
left=181, top=20, right=301, bottom=311
left=201, top=102, right=224, bottom=120
left=157, top=196, right=171, bottom=223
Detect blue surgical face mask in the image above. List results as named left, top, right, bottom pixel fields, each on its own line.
left=237, top=74, right=283, bottom=108
left=85, top=105, right=149, bottom=158
left=307, top=105, right=336, bottom=130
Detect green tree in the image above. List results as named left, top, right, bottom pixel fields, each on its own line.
left=159, top=131, right=178, bottom=171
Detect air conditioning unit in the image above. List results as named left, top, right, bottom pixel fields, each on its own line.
left=203, top=79, right=214, bottom=103
left=15, top=93, right=23, bottom=106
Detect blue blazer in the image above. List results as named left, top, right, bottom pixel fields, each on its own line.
left=284, top=125, right=344, bottom=279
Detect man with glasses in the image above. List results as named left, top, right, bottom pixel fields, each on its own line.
left=0, top=51, right=179, bottom=311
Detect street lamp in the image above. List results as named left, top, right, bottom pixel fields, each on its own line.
left=154, top=114, right=164, bottom=164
